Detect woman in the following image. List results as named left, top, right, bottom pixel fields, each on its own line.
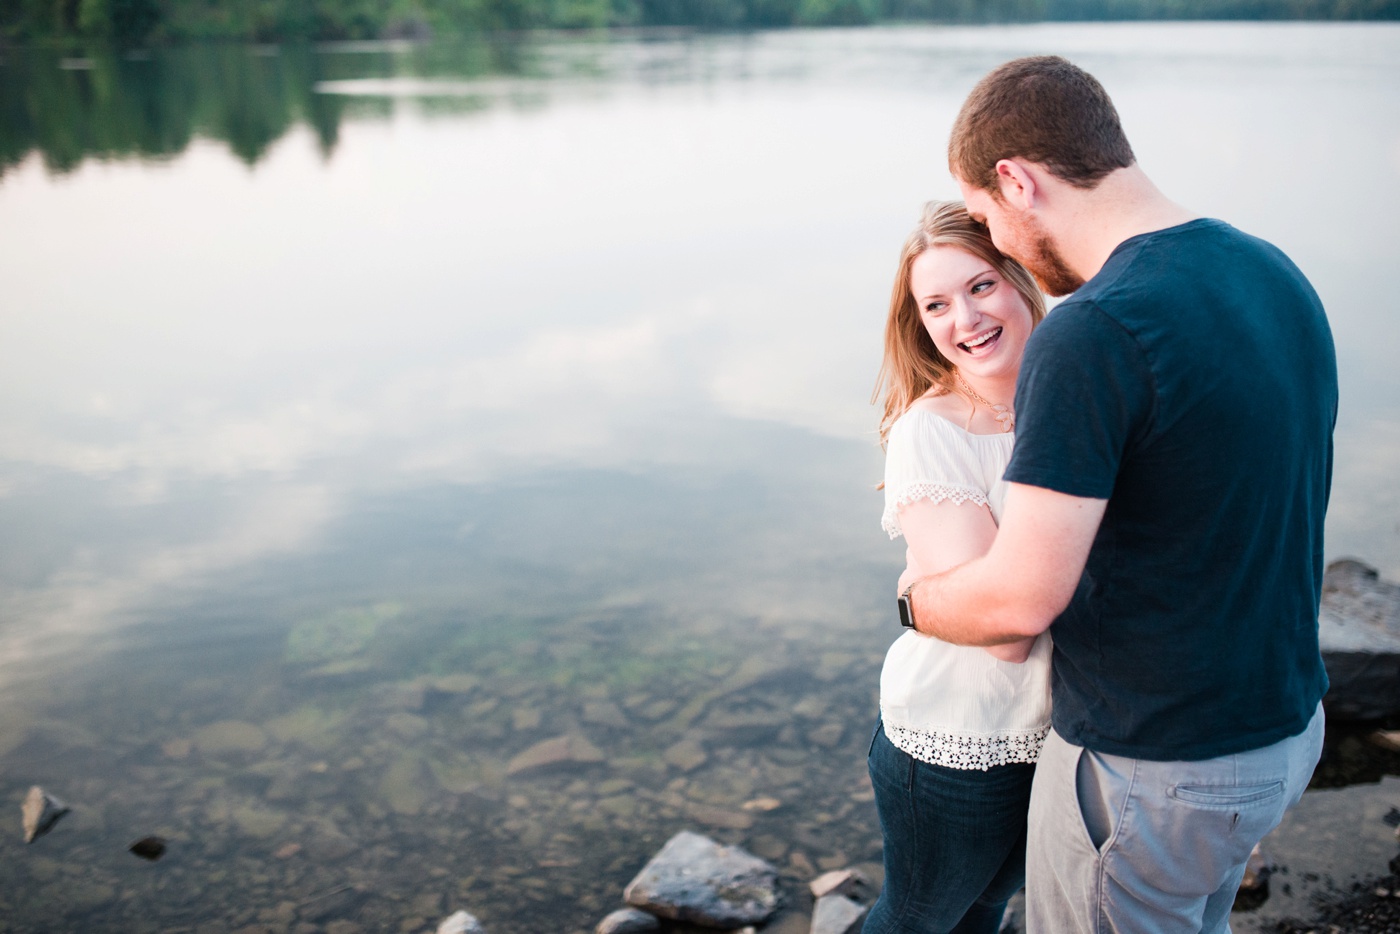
left=865, top=200, right=1051, bottom=934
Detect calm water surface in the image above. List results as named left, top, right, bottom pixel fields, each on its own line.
left=1, top=23, right=1399, bottom=932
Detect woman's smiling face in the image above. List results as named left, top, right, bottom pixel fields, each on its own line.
left=908, top=244, right=1035, bottom=385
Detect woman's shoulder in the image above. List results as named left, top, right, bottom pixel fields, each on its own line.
left=891, top=395, right=1004, bottom=445
left=904, top=386, right=971, bottom=423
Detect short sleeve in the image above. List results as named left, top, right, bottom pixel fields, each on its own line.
left=1004, top=301, right=1154, bottom=498
left=882, top=412, right=991, bottom=539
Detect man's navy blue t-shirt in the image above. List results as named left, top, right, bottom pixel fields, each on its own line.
left=1005, top=218, right=1336, bottom=761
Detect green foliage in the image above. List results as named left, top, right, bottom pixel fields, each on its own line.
left=795, top=0, right=878, bottom=24
left=2, top=0, right=1397, bottom=39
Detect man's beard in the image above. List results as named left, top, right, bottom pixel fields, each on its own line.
left=1011, top=212, right=1084, bottom=297
left=1026, top=231, right=1084, bottom=297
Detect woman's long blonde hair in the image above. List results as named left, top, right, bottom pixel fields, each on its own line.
left=873, top=200, right=1047, bottom=446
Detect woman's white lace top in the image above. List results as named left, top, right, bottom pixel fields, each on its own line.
left=880, top=408, right=1051, bottom=770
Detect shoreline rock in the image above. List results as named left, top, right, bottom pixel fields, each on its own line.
left=622, top=830, right=781, bottom=928
left=1319, top=559, right=1400, bottom=722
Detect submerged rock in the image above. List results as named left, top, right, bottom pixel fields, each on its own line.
left=663, top=737, right=707, bottom=773
left=21, top=786, right=70, bottom=843
left=1319, top=560, right=1400, bottom=721
left=623, top=830, right=780, bottom=927
left=191, top=720, right=267, bottom=756
left=506, top=735, right=604, bottom=777
left=684, top=802, right=754, bottom=831
left=436, top=909, right=486, bottom=933
left=128, top=836, right=167, bottom=861
left=595, top=907, right=661, bottom=934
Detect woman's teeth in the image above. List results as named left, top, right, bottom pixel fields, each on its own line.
left=959, top=327, right=1002, bottom=352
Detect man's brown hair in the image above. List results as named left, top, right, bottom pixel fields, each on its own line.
left=949, top=56, right=1136, bottom=194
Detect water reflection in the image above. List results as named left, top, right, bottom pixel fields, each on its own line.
left=1, top=23, right=1399, bottom=932
left=0, top=38, right=553, bottom=175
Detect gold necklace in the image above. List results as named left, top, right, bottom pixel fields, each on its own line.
left=956, top=371, right=1014, bottom=433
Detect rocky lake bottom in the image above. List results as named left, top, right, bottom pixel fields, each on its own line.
left=0, top=601, right=893, bottom=933
left=4, top=564, right=1400, bottom=934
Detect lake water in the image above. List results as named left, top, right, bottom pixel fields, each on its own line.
left=1, top=22, right=1399, bottom=933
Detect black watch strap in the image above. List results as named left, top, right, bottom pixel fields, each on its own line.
left=897, top=583, right=917, bottom=629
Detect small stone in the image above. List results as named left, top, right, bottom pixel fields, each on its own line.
left=162, top=738, right=193, bottom=759
left=1001, top=889, right=1026, bottom=933
left=1368, top=729, right=1400, bottom=753
left=595, top=907, right=660, bottom=934
left=810, top=894, right=868, bottom=934
left=21, top=786, right=70, bottom=843
left=742, top=796, right=782, bottom=812
left=807, top=723, right=845, bottom=748
left=191, top=720, right=267, bottom=756
left=623, top=830, right=780, bottom=927
left=512, top=709, right=542, bottom=731
left=274, top=843, right=302, bottom=859
left=506, top=735, right=604, bottom=776
left=302, top=885, right=370, bottom=923
left=1240, top=842, right=1271, bottom=891
left=385, top=712, right=430, bottom=739
left=663, top=737, right=707, bottom=772
left=429, top=674, right=480, bottom=695
left=436, top=909, right=486, bottom=934
left=583, top=701, right=629, bottom=729
left=685, top=802, right=754, bottom=830
left=748, top=834, right=788, bottom=861
left=128, top=836, right=167, bottom=861
left=809, top=869, right=872, bottom=901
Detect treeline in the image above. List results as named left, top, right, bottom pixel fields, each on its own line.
left=2, top=0, right=1396, bottom=44
left=0, top=40, right=547, bottom=177
left=0, top=45, right=343, bottom=175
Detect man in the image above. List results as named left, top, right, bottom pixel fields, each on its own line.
left=901, top=56, right=1336, bottom=931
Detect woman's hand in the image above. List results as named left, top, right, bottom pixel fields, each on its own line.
left=981, top=636, right=1036, bottom=664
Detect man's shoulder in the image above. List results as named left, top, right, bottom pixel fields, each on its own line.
left=1093, top=217, right=1296, bottom=290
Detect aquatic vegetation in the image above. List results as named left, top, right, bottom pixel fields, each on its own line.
left=284, top=602, right=403, bottom=666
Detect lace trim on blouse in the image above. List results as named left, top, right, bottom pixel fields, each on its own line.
left=885, top=721, right=1049, bottom=771
left=881, top=483, right=990, bottom=540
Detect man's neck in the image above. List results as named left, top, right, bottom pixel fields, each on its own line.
left=1055, top=165, right=1198, bottom=283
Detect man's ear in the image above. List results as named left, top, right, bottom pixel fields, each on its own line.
left=994, top=159, right=1037, bottom=210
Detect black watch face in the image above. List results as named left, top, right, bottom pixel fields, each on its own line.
left=897, top=594, right=914, bottom=628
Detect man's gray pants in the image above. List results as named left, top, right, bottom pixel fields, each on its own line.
left=1025, top=703, right=1325, bottom=933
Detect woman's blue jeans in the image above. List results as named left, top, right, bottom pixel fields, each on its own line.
left=864, top=721, right=1035, bottom=934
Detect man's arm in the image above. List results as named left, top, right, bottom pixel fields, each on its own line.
left=908, top=481, right=1107, bottom=645
left=896, top=495, right=1036, bottom=663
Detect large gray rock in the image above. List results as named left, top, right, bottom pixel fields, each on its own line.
left=623, top=831, right=780, bottom=928
left=1319, top=560, right=1400, bottom=721
left=809, top=894, right=867, bottom=934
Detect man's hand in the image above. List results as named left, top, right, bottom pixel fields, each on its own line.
left=910, top=482, right=1107, bottom=645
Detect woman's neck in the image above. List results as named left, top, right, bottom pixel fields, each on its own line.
left=956, top=371, right=1017, bottom=409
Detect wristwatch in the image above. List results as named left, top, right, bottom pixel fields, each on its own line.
left=897, top=582, right=917, bottom=629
